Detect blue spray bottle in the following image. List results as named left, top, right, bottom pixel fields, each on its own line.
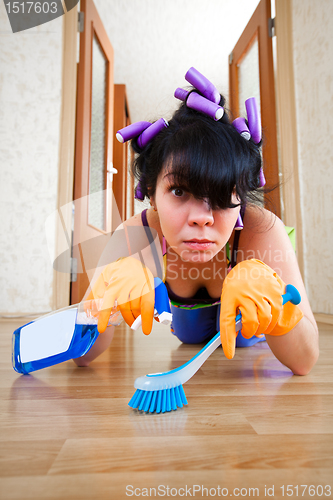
left=12, top=278, right=171, bottom=374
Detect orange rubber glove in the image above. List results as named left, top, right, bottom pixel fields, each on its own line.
left=84, top=257, right=155, bottom=334
left=220, top=259, right=304, bottom=359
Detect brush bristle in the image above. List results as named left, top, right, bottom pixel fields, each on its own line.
left=128, top=385, right=188, bottom=413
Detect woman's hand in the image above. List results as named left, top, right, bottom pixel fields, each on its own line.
left=219, top=259, right=304, bottom=359
left=84, top=257, right=155, bottom=334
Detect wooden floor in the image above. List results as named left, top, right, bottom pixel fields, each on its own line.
left=0, top=318, right=332, bottom=500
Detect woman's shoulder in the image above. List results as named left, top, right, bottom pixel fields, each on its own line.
left=243, top=203, right=278, bottom=228
left=240, top=204, right=291, bottom=258
left=119, top=208, right=160, bottom=228
left=117, top=212, right=143, bottom=229
left=242, top=204, right=285, bottom=235
left=118, top=208, right=164, bottom=240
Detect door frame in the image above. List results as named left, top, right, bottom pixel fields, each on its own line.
left=113, top=84, right=131, bottom=225
left=53, top=4, right=78, bottom=310
left=275, top=0, right=304, bottom=276
left=229, top=0, right=281, bottom=218
left=71, top=0, right=115, bottom=304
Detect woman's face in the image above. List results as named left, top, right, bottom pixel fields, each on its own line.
left=152, top=168, right=240, bottom=263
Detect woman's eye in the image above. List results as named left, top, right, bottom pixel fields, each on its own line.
left=172, top=188, right=184, bottom=197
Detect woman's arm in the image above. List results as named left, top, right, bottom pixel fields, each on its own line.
left=264, top=316, right=318, bottom=375
left=241, top=207, right=319, bottom=375
left=73, top=210, right=161, bottom=367
left=73, top=325, right=115, bottom=367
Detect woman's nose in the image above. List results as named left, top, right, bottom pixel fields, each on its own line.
left=187, top=199, right=214, bottom=226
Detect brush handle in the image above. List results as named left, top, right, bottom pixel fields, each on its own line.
left=134, top=316, right=237, bottom=391
left=233, top=284, right=300, bottom=330
left=134, top=285, right=300, bottom=391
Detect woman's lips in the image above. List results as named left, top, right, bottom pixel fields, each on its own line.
left=183, top=239, right=214, bottom=250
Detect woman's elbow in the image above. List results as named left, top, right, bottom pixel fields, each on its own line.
left=291, top=345, right=320, bottom=376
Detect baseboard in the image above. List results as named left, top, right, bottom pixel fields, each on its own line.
left=314, top=313, right=333, bottom=325
left=0, top=312, right=49, bottom=322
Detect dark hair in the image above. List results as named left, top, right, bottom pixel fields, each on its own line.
left=131, top=90, right=263, bottom=210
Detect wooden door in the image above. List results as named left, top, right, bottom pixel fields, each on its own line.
left=71, top=0, right=114, bottom=304
left=229, top=0, right=281, bottom=217
left=112, top=84, right=132, bottom=225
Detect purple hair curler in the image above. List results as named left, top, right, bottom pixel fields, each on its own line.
left=259, top=168, right=266, bottom=187
left=116, top=121, right=151, bottom=144
left=244, top=98, right=265, bottom=186
left=137, top=118, right=168, bottom=149
left=234, top=213, right=244, bottom=230
left=135, top=178, right=145, bottom=201
left=245, top=97, right=261, bottom=144
left=185, top=67, right=220, bottom=105
left=178, top=92, right=224, bottom=121
left=174, top=88, right=189, bottom=101
left=232, top=117, right=250, bottom=140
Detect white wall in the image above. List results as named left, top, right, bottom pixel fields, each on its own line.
left=292, top=0, right=333, bottom=314
left=0, top=4, right=63, bottom=313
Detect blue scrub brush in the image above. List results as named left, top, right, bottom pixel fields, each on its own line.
left=128, top=284, right=301, bottom=413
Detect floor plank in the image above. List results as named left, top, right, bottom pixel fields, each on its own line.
left=0, top=317, right=332, bottom=499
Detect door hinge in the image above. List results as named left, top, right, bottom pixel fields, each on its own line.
left=229, top=52, right=234, bottom=65
left=78, top=11, right=84, bottom=32
left=268, top=17, right=275, bottom=37
left=71, top=257, right=77, bottom=282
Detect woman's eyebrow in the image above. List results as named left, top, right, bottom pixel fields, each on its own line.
left=163, top=172, right=175, bottom=180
